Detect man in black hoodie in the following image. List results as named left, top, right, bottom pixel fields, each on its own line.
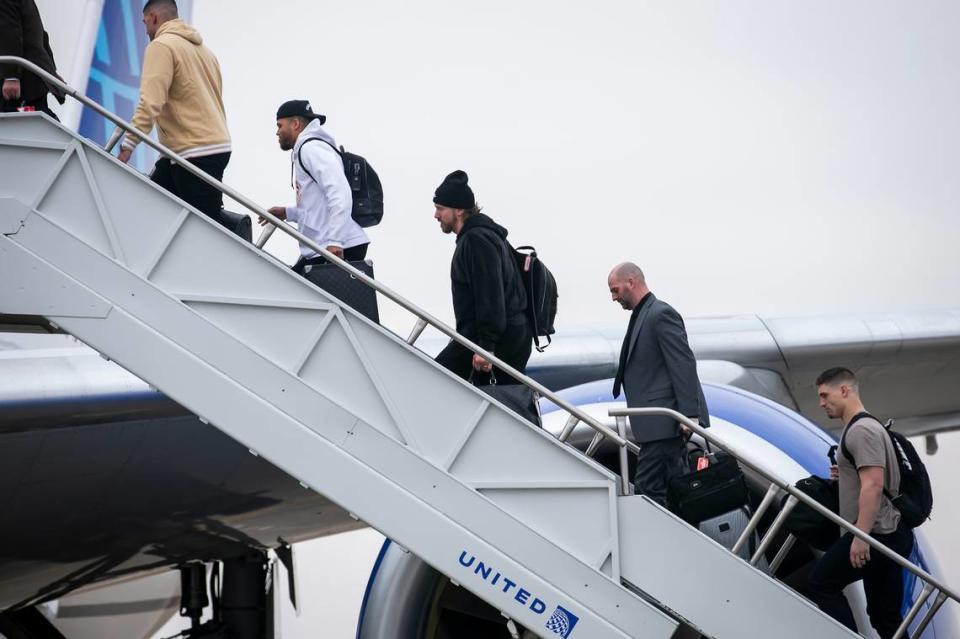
left=433, top=170, right=532, bottom=385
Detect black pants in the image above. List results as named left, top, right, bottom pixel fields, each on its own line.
left=292, top=243, right=369, bottom=276
left=634, top=436, right=688, bottom=507
left=807, top=520, right=915, bottom=638
left=150, top=152, right=230, bottom=222
left=2, top=95, right=58, bottom=120
left=436, top=320, right=532, bottom=385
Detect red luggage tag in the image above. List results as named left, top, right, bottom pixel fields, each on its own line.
left=696, top=455, right=710, bottom=471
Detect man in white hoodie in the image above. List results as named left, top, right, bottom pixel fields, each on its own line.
left=264, top=100, right=369, bottom=273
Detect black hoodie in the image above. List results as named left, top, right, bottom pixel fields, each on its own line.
left=450, top=213, right=527, bottom=352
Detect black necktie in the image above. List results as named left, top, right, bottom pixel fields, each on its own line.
left=613, top=305, right=642, bottom=398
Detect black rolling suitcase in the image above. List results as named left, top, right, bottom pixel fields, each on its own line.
left=698, top=506, right=767, bottom=568
left=667, top=451, right=749, bottom=526
left=213, top=208, right=252, bottom=241
left=303, top=260, right=380, bottom=323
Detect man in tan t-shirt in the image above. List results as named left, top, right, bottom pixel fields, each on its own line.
left=807, top=367, right=914, bottom=638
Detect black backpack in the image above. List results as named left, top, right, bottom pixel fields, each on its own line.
left=511, top=246, right=558, bottom=352
left=298, top=138, right=384, bottom=227
left=840, top=413, right=933, bottom=528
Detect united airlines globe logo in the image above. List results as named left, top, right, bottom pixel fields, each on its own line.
left=545, top=605, right=579, bottom=637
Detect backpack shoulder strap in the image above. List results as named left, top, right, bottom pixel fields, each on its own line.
left=839, top=412, right=898, bottom=500
left=839, top=411, right=879, bottom=466
left=296, top=137, right=343, bottom=184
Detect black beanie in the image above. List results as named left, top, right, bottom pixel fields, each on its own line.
left=433, top=170, right=475, bottom=209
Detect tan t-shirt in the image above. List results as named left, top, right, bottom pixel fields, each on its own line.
left=838, top=415, right=901, bottom=534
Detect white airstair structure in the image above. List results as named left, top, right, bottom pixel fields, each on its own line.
left=7, top=78, right=956, bottom=635
left=0, top=111, right=864, bottom=639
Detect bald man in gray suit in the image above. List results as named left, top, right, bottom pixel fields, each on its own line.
left=608, top=262, right=710, bottom=506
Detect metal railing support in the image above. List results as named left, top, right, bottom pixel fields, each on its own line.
left=731, top=483, right=779, bottom=556
left=255, top=224, right=276, bottom=249
left=893, top=583, right=935, bottom=639
left=911, top=590, right=948, bottom=638
left=406, top=318, right=428, bottom=345
left=751, top=496, right=797, bottom=566
left=616, top=416, right=632, bottom=495
left=585, top=431, right=605, bottom=458
left=0, top=56, right=638, bottom=461
left=103, top=126, right=123, bottom=152
left=557, top=414, right=580, bottom=443
left=767, top=534, right=797, bottom=575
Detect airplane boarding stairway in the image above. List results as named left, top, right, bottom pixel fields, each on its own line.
left=0, top=113, right=861, bottom=638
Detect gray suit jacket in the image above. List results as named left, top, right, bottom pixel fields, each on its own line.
left=616, top=294, right=710, bottom=443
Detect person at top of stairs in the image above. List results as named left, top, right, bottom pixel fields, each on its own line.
left=0, top=0, right=65, bottom=119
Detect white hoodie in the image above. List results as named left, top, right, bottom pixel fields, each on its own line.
left=286, top=120, right=369, bottom=257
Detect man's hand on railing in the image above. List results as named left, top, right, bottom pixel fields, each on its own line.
left=2, top=78, right=20, bottom=101
left=326, top=245, right=344, bottom=259
left=117, top=147, right=132, bottom=164
left=473, top=353, right=493, bottom=373
left=260, top=206, right=287, bottom=226
left=850, top=536, right=872, bottom=569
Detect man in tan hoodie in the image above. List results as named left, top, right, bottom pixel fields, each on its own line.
left=118, top=0, right=231, bottom=223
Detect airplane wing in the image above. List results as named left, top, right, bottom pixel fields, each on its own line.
left=7, top=307, right=960, bottom=439
left=523, top=308, right=960, bottom=439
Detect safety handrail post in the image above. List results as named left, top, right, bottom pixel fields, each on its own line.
left=584, top=431, right=605, bottom=458
left=406, top=318, right=428, bottom=345
left=608, top=406, right=960, bottom=621
left=557, top=414, right=580, bottom=443
left=767, top=534, right=797, bottom=575
left=255, top=224, right=276, bottom=249
left=732, top=483, right=779, bottom=556
left=103, top=126, right=123, bottom=152
left=893, top=583, right=935, bottom=639
left=0, top=56, right=634, bottom=459
left=911, top=590, right=948, bottom=638
left=616, top=416, right=631, bottom=495
left=751, top=496, right=797, bottom=566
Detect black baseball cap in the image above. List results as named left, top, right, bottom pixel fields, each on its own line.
left=276, top=100, right=326, bottom=125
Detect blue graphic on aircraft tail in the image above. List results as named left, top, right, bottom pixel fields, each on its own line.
left=79, top=0, right=192, bottom=172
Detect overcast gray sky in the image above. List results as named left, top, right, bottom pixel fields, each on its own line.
left=194, top=0, right=960, bottom=337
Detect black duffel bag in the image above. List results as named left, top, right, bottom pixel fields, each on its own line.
left=782, top=475, right=840, bottom=551
left=667, top=452, right=749, bottom=526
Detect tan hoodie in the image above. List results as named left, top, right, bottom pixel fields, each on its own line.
left=123, top=19, right=231, bottom=158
